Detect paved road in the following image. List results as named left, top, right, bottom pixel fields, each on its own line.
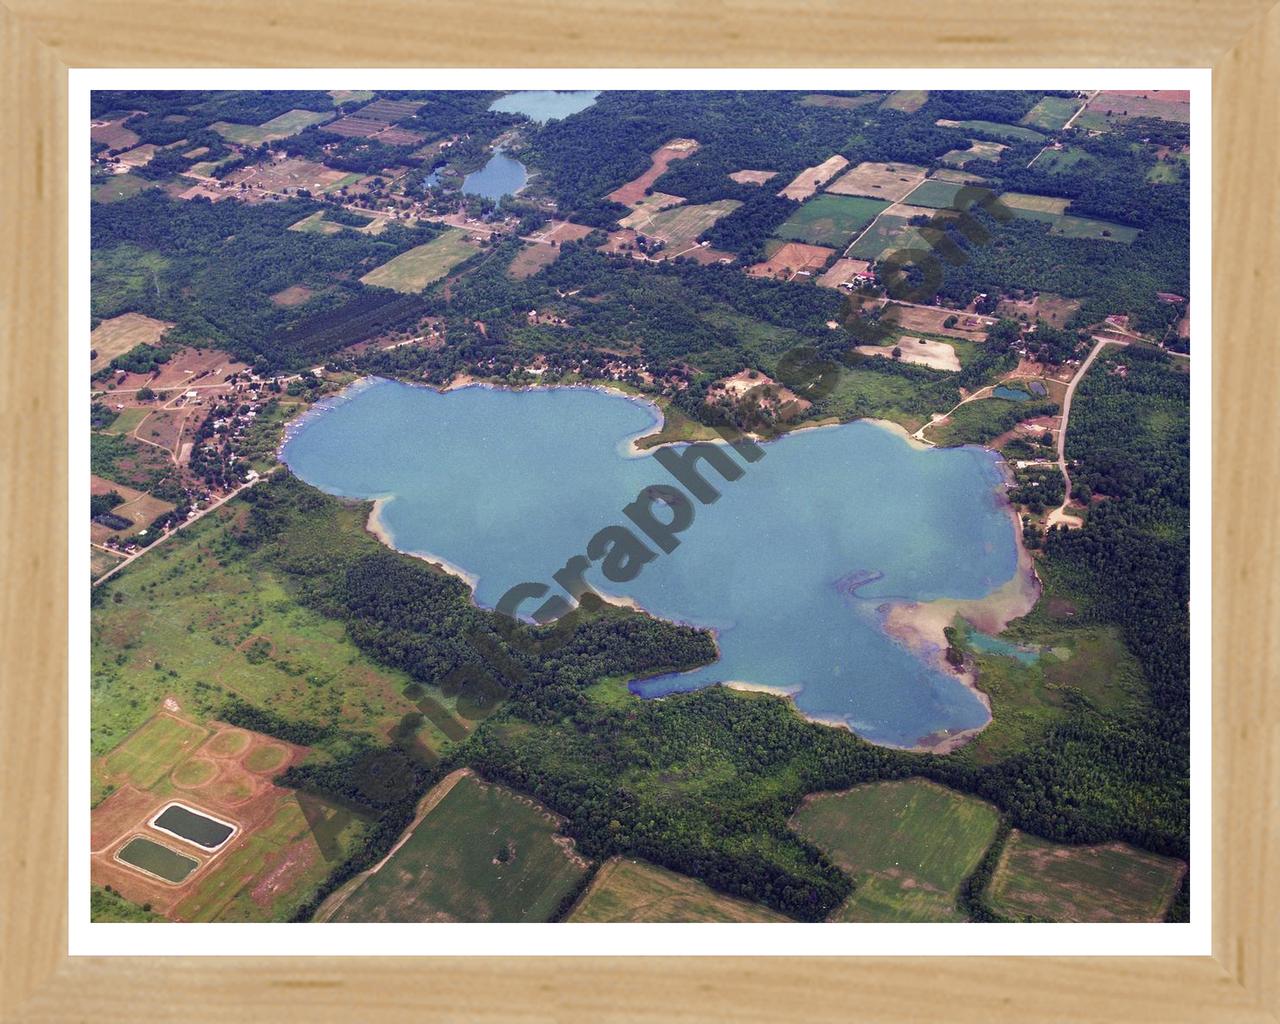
left=92, top=476, right=261, bottom=588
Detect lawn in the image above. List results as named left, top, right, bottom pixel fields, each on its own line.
left=330, top=773, right=588, bottom=922
left=774, top=194, right=890, bottom=247
left=1020, top=96, right=1081, bottom=130
left=989, top=830, right=1185, bottom=922
left=569, top=858, right=790, bottom=922
left=359, top=229, right=476, bottom=292
left=790, top=779, right=1001, bottom=922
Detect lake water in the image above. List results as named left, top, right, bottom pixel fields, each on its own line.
left=488, top=90, right=600, bottom=122
left=462, top=149, right=528, bottom=202
left=281, top=379, right=1021, bottom=748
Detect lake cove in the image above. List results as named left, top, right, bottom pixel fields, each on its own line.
left=462, top=150, right=528, bottom=202
left=488, top=90, right=600, bottom=122
left=281, top=378, right=1035, bottom=750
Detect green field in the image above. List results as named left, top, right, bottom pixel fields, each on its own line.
left=1050, top=215, right=1140, bottom=243
left=91, top=244, right=171, bottom=321
left=846, top=214, right=928, bottom=261
left=1037, top=145, right=1095, bottom=174
left=791, top=779, right=1001, bottom=922
left=211, top=109, right=332, bottom=145
left=331, top=774, right=588, bottom=922
left=1020, top=96, right=1081, bottom=131
left=989, top=831, right=1184, bottom=922
left=952, top=618, right=1148, bottom=764
left=94, top=173, right=158, bottom=204
left=937, top=119, right=1046, bottom=143
left=623, top=199, right=742, bottom=252
left=569, top=858, right=790, bottom=922
left=902, top=179, right=973, bottom=209
left=287, top=211, right=344, bottom=235
left=100, top=406, right=150, bottom=436
left=359, top=229, right=476, bottom=292
left=117, top=836, right=198, bottom=883
left=101, top=713, right=209, bottom=788
left=90, top=503, right=467, bottom=758
left=774, top=194, right=891, bottom=247
left=1000, top=192, right=1072, bottom=218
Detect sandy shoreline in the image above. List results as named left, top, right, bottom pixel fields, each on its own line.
left=878, top=480, right=1042, bottom=754
left=366, top=498, right=481, bottom=591
left=319, top=373, right=1039, bottom=756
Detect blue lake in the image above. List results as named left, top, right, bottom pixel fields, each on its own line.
left=992, top=385, right=1032, bottom=401
left=488, top=90, right=600, bottom=122
left=462, top=149, right=528, bottom=202
left=280, top=379, right=1021, bottom=748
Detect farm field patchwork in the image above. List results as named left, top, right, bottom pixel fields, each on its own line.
left=1076, top=89, right=1190, bottom=131
left=93, top=173, right=159, bottom=204
left=329, top=772, right=588, bottom=923
left=728, top=169, right=778, bottom=185
left=777, top=155, right=849, bottom=201
left=619, top=199, right=741, bottom=255
left=824, top=161, right=928, bottom=202
left=91, top=706, right=369, bottom=922
left=845, top=215, right=927, bottom=261
left=774, top=194, right=891, bottom=247
left=1000, top=192, right=1073, bottom=220
left=569, top=858, right=790, bottom=922
left=988, top=831, right=1185, bottom=922
left=359, top=229, right=477, bottom=292
left=790, top=779, right=1001, bottom=922
left=211, top=109, right=333, bottom=145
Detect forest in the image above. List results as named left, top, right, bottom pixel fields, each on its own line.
left=90, top=190, right=442, bottom=371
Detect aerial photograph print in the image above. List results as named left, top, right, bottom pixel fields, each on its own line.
left=85, top=85, right=1193, bottom=932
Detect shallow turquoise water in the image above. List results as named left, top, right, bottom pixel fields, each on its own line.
left=462, top=150, right=528, bottom=202
left=966, top=629, right=1041, bottom=665
left=992, top=385, right=1033, bottom=401
left=281, top=378, right=1020, bottom=747
left=488, top=90, right=600, bottom=122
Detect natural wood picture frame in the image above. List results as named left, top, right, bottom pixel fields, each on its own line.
left=1, top=2, right=1276, bottom=1019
